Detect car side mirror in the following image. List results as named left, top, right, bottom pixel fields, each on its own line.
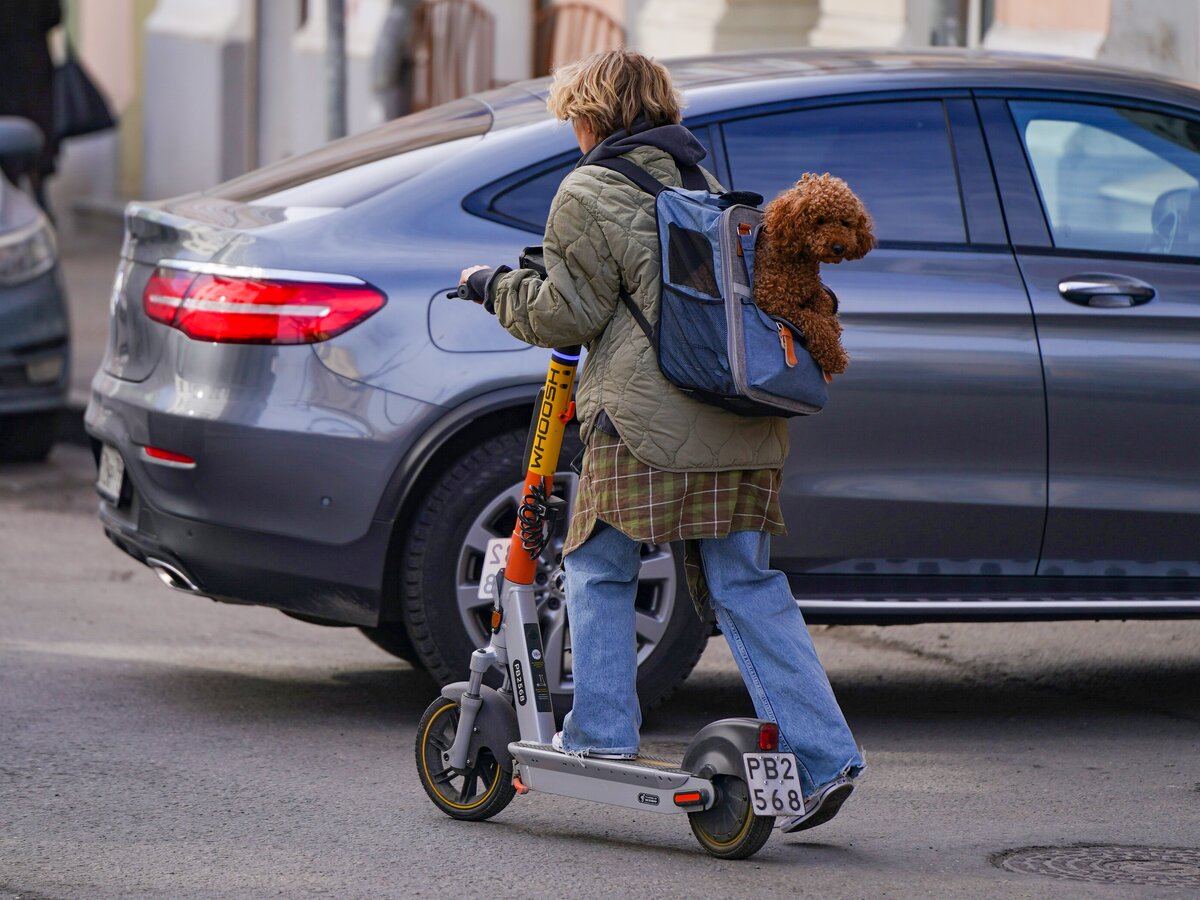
left=0, top=117, right=44, bottom=170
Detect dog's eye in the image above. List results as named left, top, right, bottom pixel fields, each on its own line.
left=841, top=219, right=851, bottom=227
left=815, top=217, right=826, bottom=225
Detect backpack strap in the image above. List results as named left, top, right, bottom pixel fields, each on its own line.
left=589, top=157, right=668, bottom=196
left=679, top=163, right=709, bottom=192
left=738, top=224, right=760, bottom=286
left=589, top=156, right=710, bottom=195
left=738, top=224, right=760, bottom=264
left=617, top=284, right=657, bottom=346
left=587, top=154, right=710, bottom=348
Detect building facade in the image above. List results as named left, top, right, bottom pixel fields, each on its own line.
left=49, top=0, right=1200, bottom=216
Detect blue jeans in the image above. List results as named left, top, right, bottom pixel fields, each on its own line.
left=561, top=523, right=864, bottom=795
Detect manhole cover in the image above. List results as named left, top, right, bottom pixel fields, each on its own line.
left=995, top=845, right=1200, bottom=887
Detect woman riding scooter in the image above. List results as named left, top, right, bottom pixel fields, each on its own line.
left=459, top=49, right=865, bottom=833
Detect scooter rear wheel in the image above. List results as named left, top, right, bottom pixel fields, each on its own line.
left=688, top=775, right=774, bottom=859
left=415, top=697, right=516, bottom=821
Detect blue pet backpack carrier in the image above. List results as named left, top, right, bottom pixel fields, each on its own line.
left=590, top=157, right=829, bottom=418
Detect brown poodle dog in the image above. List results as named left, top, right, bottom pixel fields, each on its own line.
left=753, top=172, right=875, bottom=376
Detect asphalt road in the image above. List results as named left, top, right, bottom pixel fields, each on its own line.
left=2, top=446, right=1198, bottom=899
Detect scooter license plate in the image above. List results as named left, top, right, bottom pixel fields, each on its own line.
left=477, top=537, right=509, bottom=600
left=96, top=445, right=125, bottom=504
left=743, top=753, right=805, bottom=816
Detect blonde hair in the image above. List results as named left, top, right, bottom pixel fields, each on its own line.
left=546, top=49, right=683, bottom=139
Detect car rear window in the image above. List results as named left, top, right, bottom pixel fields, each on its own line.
left=488, top=157, right=579, bottom=229
left=246, top=135, right=484, bottom=210
left=208, top=97, right=491, bottom=204
left=470, top=126, right=720, bottom=232
left=723, top=100, right=967, bottom=244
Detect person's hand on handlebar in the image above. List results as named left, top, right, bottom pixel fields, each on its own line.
left=452, top=264, right=509, bottom=311
left=453, top=264, right=491, bottom=303
left=459, top=265, right=490, bottom=290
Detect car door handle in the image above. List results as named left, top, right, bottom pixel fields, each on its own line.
left=1057, top=274, right=1155, bottom=308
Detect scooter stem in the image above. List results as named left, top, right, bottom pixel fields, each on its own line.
left=448, top=345, right=581, bottom=768
left=503, top=346, right=581, bottom=586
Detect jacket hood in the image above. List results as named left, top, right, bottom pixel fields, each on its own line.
left=577, top=119, right=707, bottom=169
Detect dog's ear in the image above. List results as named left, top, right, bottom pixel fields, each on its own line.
left=765, top=176, right=818, bottom=249
left=845, top=208, right=876, bottom=260
left=838, top=183, right=876, bottom=260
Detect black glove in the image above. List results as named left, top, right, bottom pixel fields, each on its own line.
left=460, top=267, right=492, bottom=305
left=452, top=265, right=513, bottom=314
left=477, top=265, right=512, bottom=314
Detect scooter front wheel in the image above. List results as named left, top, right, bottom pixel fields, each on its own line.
left=688, top=774, right=774, bottom=859
left=415, top=697, right=516, bottom=821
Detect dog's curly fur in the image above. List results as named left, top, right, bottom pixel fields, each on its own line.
left=754, top=173, right=875, bottom=375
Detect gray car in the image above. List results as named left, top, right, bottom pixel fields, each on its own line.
left=0, top=117, right=68, bottom=462
left=85, top=50, right=1200, bottom=711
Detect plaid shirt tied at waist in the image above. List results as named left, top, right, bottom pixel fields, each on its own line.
left=563, top=423, right=786, bottom=612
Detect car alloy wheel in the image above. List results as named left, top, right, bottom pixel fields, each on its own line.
left=455, top=470, right=680, bottom=697
left=394, top=427, right=708, bottom=716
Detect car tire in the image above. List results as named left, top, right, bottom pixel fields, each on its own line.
left=397, top=425, right=709, bottom=716
left=0, top=412, right=58, bottom=463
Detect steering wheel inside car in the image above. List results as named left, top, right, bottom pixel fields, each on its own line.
left=1147, top=185, right=1200, bottom=254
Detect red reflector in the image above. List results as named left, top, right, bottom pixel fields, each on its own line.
left=143, top=446, right=195, bottom=465
left=673, top=791, right=703, bottom=806
left=758, top=723, right=779, bottom=752
left=142, top=267, right=385, bottom=344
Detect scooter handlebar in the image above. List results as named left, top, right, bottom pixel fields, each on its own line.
left=449, top=247, right=545, bottom=300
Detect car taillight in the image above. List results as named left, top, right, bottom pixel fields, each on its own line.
left=142, top=265, right=385, bottom=344
left=143, top=268, right=194, bottom=324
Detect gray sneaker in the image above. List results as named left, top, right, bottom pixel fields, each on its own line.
left=777, top=776, right=855, bottom=833
left=551, top=731, right=638, bottom=760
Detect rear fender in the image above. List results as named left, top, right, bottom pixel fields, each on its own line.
left=681, top=717, right=768, bottom=779
left=439, top=682, right=519, bottom=768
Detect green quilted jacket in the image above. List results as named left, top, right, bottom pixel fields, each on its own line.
left=492, top=144, right=789, bottom=472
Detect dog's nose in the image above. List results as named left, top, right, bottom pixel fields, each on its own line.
left=831, top=243, right=845, bottom=255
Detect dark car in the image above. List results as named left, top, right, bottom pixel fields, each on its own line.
left=85, top=50, right=1200, bottom=711
left=0, top=117, right=68, bottom=462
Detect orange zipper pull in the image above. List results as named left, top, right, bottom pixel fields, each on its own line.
left=776, top=322, right=798, bottom=368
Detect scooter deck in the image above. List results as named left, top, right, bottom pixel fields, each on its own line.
left=513, top=741, right=686, bottom=771
left=510, top=741, right=715, bottom=814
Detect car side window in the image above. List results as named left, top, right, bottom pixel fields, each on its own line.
left=483, top=127, right=720, bottom=231
left=1010, top=100, right=1200, bottom=257
left=722, top=100, right=966, bottom=244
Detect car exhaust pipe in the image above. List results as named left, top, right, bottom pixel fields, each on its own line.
left=145, top=557, right=199, bottom=593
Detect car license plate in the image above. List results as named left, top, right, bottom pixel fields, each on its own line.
left=743, top=752, right=805, bottom=816
left=96, top=444, right=125, bottom=503
left=477, top=537, right=509, bottom=600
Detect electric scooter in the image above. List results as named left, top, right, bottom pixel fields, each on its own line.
left=416, top=261, right=807, bottom=859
